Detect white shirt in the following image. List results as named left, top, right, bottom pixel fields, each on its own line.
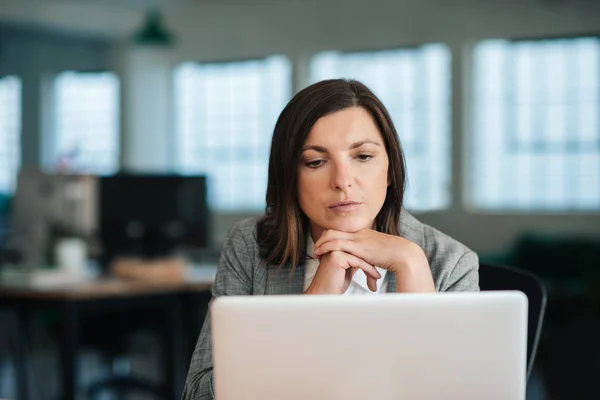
left=303, top=235, right=388, bottom=294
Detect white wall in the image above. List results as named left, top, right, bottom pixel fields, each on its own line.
left=2, top=0, right=600, bottom=256
left=160, top=0, right=598, bottom=63
left=116, top=46, right=175, bottom=172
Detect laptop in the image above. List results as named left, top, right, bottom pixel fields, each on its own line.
left=211, top=292, right=528, bottom=400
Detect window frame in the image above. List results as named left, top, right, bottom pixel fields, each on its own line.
left=0, top=74, right=22, bottom=195
left=173, top=55, right=292, bottom=212
left=309, top=43, right=453, bottom=212
left=465, top=35, right=600, bottom=214
left=49, top=69, right=121, bottom=175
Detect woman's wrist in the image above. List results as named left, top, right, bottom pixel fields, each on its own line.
left=392, top=243, right=435, bottom=293
left=388, top=239, right=425, bottom=272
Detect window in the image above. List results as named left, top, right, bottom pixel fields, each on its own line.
left=470, top=37, right=600, bottom=211
left=175, top=56, right=291, bottom=211
left=310, top=44, right=451, bottom=211
left=0, top=76, right=21, bottom=195
left=54, top=71, right=120, bottom=174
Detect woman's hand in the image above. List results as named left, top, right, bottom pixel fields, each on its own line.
left=313, top=229, right=436, bottom=293
left=304, top=250, right=382, bottom=295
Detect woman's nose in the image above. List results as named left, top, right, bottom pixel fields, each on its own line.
left=330, top=162, right=352, bottom=191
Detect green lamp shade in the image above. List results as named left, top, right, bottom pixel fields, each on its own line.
left=133, top=10, right=175, bottom=46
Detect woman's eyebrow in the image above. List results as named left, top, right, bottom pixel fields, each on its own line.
left=350, top=139, right=381, bottom=149
left=302, top=139, right=381, bottom=153
left=302, top=145, right=328, bottom=153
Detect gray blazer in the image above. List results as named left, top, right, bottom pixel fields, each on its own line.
left=182, top=211, right=479, bottom=400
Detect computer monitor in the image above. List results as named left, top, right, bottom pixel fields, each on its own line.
left=99, top=174, right=210, bottom=264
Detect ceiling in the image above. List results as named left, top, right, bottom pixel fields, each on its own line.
left=0, top=0, right=297, bottom=38
left=0, top=0, right=178, bottom=38
left=1, top=0, right=598, bottom=39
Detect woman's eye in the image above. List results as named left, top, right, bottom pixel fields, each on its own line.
left=356, top=154, right=373, bottom=161
left=306, top=160, right=325, bottom=168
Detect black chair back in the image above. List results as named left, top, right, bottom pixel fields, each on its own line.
left=479, top=262, right=547, bottom=381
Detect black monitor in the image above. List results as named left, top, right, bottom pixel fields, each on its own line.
left=99, top=174, right=210, bottom=264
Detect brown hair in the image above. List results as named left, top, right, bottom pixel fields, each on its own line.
left=256, top=79, right=407, bottom=271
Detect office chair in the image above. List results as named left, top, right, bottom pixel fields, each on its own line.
left=479, top=262, right=547, bottom=381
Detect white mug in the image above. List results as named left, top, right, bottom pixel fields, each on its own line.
left=55, top=237, right=87, bottom=274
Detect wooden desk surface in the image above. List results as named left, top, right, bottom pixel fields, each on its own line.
left=0, top=266, right=216, bottom=301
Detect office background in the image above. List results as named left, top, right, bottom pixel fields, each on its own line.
left=0, top=0, right=599, bottom=399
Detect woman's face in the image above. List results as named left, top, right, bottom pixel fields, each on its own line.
left=297, top=107, right=390, bottom=241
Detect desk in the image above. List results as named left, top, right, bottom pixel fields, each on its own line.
left=0, top=272, right=215, bottom=400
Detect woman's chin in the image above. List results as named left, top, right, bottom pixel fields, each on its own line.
left=327, top=219, right=371, bottom=233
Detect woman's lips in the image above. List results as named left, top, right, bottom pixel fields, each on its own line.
left=328, top=201, right=362, bottom=212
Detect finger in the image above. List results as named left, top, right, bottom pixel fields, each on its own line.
left=343, top=253, right=381, bottom=281
left=314, top=229, right=352, bottom=250
left=345, top=267, right=358, bottom=283
left=344, top=266, right=358, bottom=277
left=315, top=239, right=370, bottom=268
left=366, top=275, right=378, bottom=292
left=314, top=239, right=352, bottom=257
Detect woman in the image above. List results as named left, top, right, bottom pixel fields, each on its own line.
left=183, top=79, right=478, bottom=400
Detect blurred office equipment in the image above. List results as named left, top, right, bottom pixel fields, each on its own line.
left=479, top=262, right=547, bottom=382
left=0, top=275, right=214, bottom=400
left=513, top=235, right=600, bottom=299
left=0, top=195, right=11, bottom=249
left=98, top=174, right=209, bottom=270
left=1, top=171, right=213, bottom=399
left=542, top=312, right=600, bottom=400
left=75, top=174, right=210, bottom=399
left=6, top=168, right=97, bottom=271
left=510, top=235, right=600, bottom=399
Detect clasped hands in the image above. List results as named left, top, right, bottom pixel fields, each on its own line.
left=304, top=229, right=436, bottom=294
